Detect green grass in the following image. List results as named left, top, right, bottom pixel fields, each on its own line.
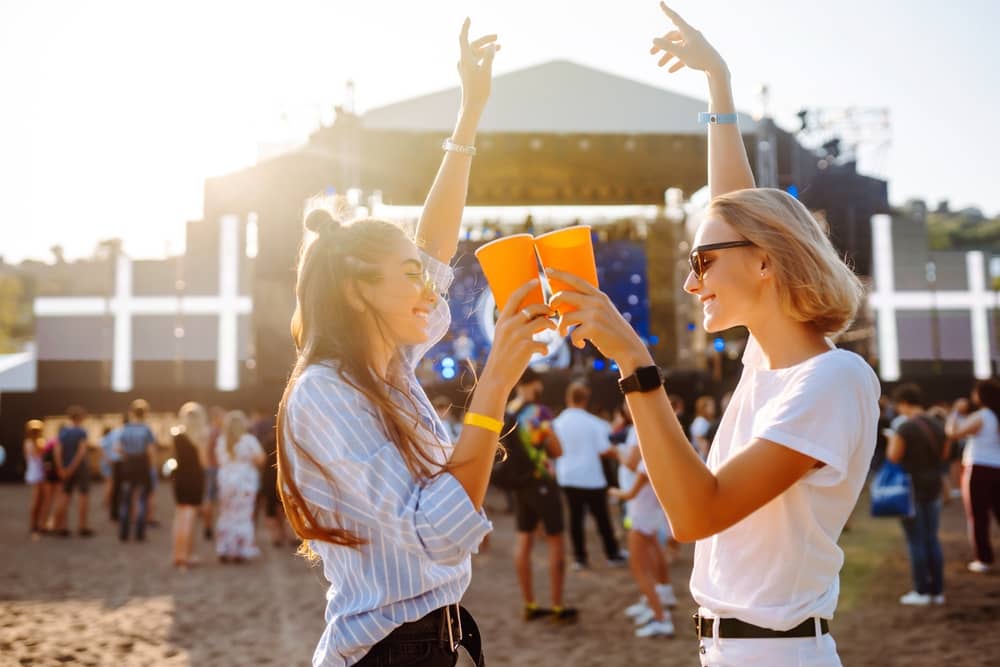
left=837, top=490, right=902, bottom=613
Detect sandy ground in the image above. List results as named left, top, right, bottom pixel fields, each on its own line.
left=1, top=482, right=998, bottom=666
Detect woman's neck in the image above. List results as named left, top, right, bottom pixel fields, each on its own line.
left=748, top=317, right=831, bottom=370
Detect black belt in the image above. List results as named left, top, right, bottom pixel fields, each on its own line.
left=694, top=613, right=829, bottom=639
left=356, top=605, right=484, bottom=667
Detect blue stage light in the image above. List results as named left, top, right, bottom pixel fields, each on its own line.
left=442, top=367, right=456, bottom=379
left=593, top=359, right=606, bottom=371
left=442, top=357, right=455, bottom=368
left=713, top=337, right=726, bottom=352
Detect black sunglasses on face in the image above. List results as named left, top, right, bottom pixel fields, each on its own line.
left=688, top=240, right=755, bottom=281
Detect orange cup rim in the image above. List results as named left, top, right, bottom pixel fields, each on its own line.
left=533, top=225, right=593, bottom=242
left=473, top=233, right=536, bottom=257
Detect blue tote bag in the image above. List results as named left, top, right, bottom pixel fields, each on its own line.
left=870, top=461, right=915, bottom=518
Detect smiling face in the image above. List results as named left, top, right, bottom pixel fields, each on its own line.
left=356, top=236, right=438, bottom=349
left=683, top=216, right=766, bottom=333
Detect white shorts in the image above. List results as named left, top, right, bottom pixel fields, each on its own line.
left=626, top=510, right=669, bottom=538
left=698, top=632, right=840, bottom=666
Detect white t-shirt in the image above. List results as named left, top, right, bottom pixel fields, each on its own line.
left=552, top=407, right=612, bottom=489
left=690, top=416, right=712, bottom=441
left=964, top=408, right=1000, bottom=468
left=690, top=335, right=879, bottom=631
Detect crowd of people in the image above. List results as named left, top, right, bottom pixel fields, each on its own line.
left=22, top=399, right=291, bottom=570
left=879, top=379, right=1000, bottom=606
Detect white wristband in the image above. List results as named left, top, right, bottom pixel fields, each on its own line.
left=442, top=138, right=477, bottom=156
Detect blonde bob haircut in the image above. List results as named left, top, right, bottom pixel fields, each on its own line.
left=707, top=188, right=864, bottom=338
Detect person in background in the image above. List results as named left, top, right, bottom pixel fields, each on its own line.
left=946, top=379, right=1000, bottom=574
left=945, top=398, right=972, bottom=500
left=507, top=368, right=577, bottom=623
left=888, top=383, right=948, bottom=605
left=24, top=419, right=49, bottom=540
left=215, top=409, right=265, bottom=562
left=52, top=405, right=94, bottom=537
left=552, top=380, right=624, bottom=570
left=689, top=395, right=717, bottom=460
left=251, top=408, right=289, bottom=548
left=39, top=434, right=62, bottom=532
left=201, top=405, right=225, bottom=540
left=171, top=402, right=208, bottom=568
left=100, top=417, right=126, bottom=522
left=611, top=426, right=677, bottom=638
left=117, top=399, right=156, bottom=542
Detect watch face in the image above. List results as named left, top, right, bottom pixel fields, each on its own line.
left=635, top=366, right=662, bottom=390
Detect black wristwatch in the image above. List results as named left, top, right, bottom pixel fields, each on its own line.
left=618, top=365, right=663, bottom=395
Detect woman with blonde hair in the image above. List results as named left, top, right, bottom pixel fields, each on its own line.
left=24, top=419, right=50, bottom=539
left=215, top=409, right=265, bottom=562
left=546, top=5, right=878, bottom=665
left=171, top=402, right=208, bottom=568
left=277, top=20, right=555, bottom=667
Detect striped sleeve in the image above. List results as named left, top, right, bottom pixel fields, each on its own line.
left=286, top=370, right=490, bottom=565
left=400, top=249, right=454, bottom=370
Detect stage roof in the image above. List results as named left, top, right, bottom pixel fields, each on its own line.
left=361, top=60, right=759, bottom=135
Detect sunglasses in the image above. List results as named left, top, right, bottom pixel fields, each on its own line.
left=688, top=240, right=755, bottom=281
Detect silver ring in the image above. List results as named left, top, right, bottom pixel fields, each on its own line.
left=520, top=309, right=532, bottom=322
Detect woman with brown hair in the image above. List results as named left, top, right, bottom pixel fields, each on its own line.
left=276, top=20, right=554, bottom=667
left=546, top=5, right=878, bottom=664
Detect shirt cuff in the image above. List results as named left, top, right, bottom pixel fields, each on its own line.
left=416, top=472, right=493, bottom=562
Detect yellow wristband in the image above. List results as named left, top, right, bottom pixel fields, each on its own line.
left=463, top=412, right=503, bottom=434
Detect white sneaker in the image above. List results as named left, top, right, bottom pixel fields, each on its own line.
left=635, top=617, right=675, bottom=638
left=656, top=584, right=678, bottom=609
left=624, top=599, right=649, bottom=618
left=968, top=560, right=991, bottom=574
left=633, top=606, right=656, bottom=626
left=932, top=594, right=946, bottom=605
left=899, top=591, right=932, bottom=606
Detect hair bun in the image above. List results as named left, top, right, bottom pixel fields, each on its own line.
left=304, top=209, right=341, bottom=236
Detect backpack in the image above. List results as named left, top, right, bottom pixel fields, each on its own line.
left=491, top=407, right=537, bottom=490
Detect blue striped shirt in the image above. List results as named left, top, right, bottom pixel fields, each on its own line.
left=284, top=249, right=492, bottom=667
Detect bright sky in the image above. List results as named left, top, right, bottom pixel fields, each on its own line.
left=2, top=0, right=996, bottom=264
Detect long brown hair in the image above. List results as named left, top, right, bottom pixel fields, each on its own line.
left=277, top=209, right=446, bottom=554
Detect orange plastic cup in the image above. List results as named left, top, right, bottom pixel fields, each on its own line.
left=534, top=226, right=598, bottom=313
left=474, top=234, right=545, bottom=312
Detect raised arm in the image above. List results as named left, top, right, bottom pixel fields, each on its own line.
left=414, top=19, right=498, bottom=264
left=651, top=3, right=754, bottom=197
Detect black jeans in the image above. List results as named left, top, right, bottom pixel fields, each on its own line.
left=119, top=454, right=151, bottom=541
left=561, top=486, right=620, bottom=565
left=354, top=606, right=483, bottom=667
left=109, top=460, right=123, bottom=521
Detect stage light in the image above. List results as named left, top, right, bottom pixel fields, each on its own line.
left=593, top=359, right=606, bottom=371
left=787, top=184, right=799, bottom=199
left=442, top=367, right=456, bottom=380
left=713, top=337, right=726, bottom=352
left=442, top=357, right=455, bottom=368
left=687, top=322, right=696, bottom=332
left=649, top=335, right=659, bottom=345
